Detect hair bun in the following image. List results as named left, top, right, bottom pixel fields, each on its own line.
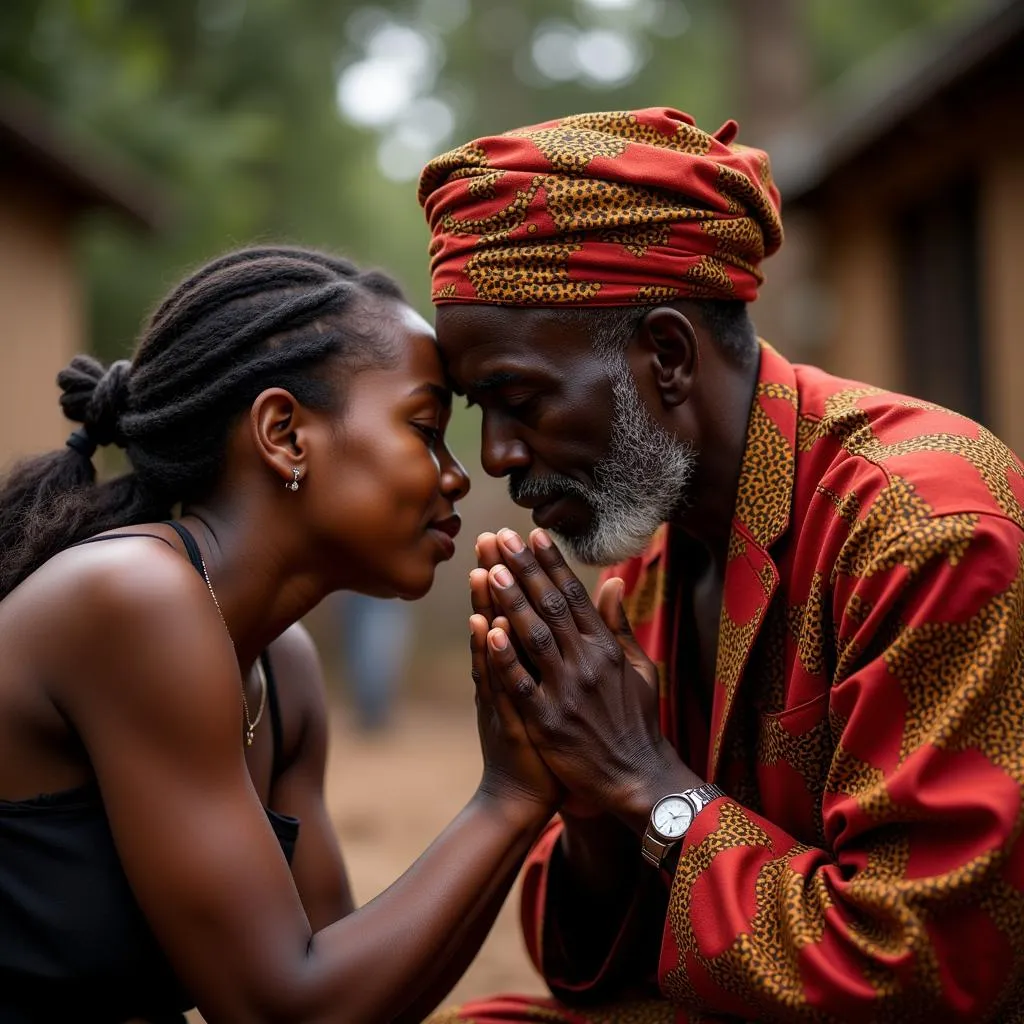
left=57, top=355, right=132, bottom=447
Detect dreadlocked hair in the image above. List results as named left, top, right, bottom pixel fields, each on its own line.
left=0, top=245, right=405, bottom=600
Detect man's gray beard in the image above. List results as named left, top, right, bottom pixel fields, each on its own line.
left=511, top=359, right=695, bottom=566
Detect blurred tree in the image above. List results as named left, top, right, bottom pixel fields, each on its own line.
left=727, top=0, right=811, bottom=144
left=0, top=0, right=974, bottom=367
left=806, top=0, right=974, bottom=86
left=1, top=0, right=386, bottom=360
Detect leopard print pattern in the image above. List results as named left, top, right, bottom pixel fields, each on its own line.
left=420, top=108, right=782, bottom=305
left=634, top=285, right=680, bottom=303
left=817, top=386, right=1024, bottom=524
left=664, top=806, right=827, bottom=1020
left=832, top=476, right=979, bottom=581
left=507, top=110, right=714, bottom=164
left=714, top=163, right=784, bottom=253
left=597, top=223, right=671, bottom=258
left=417, top=141, right=491, bottom=203
left=438, top=176, right=542, bottom=240
left=731, top=382, right=797, bottom=550
left=463, top=239, right=602, bottom=306
left=542, top=178, right=715, bottom=234
left=756, top=708, right=831, bottom=843
left=885, top=546, right=1024, bottom=770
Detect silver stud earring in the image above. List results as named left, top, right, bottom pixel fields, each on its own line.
left=287, top=467, right=301, bottom=492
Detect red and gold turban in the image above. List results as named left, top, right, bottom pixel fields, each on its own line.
left=418, top=108, right=783, bottom=307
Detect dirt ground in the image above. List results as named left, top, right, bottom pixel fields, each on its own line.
left=323, top=695, right=549, bottom=1008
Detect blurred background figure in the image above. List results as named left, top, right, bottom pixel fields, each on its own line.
left=330, top=592, right=413, bottom=733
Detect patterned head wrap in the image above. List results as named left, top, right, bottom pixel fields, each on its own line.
left=418, top=108, right=783, bottom=307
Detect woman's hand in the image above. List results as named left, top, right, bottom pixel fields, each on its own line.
left=473, top=537, right=604, bottom=819
left=477, top=531, right=660, bottom=694
left=469, top=568, right=561, bottom=823
left=483, top=529, right=699, bottom=831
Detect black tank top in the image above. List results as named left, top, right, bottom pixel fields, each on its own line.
left=0, top=524, right=301, bottom=1023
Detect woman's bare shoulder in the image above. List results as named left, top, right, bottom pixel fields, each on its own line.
left=8, top=530, right=230, bottom=712
left=15, top=529, right=198, bottom=629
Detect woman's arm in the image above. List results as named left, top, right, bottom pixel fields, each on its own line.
left=391, top=601, right=562, bottom=1023
left=56, top=547, right=558, bottom=1024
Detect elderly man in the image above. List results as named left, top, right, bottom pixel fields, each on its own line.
left=418, top=108, right=1024, bottom=1022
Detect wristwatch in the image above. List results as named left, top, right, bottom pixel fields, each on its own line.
left=641, top=783, right=725, bottom=869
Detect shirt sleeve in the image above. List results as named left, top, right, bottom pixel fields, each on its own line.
left=520, top=817, right=668, bottom=1002
left=658, top=513, right=1024, bottom=1022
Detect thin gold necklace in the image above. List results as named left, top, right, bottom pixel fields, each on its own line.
left=196, top=551, right=267, bottom=746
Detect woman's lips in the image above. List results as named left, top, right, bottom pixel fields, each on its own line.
left=428, top=529, right=456, bottom=559
left=426, top=514, right=460, bottom=559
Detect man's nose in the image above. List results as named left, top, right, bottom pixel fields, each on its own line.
left=481, top=412, right=530, bottom=478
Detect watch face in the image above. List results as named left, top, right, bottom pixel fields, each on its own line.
left=652, top=795, right=694, bottom=839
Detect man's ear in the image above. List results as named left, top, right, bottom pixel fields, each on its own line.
left=249, top=388, right=309, bottom=488
left=632, top=307, right=699, bottom=408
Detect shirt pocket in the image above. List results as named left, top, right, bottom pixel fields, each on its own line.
left=755, top=691, right=832, bottom=845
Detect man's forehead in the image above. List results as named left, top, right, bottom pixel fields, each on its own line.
left=434, top=304, right=591, bottom=362
left=435, top=308, right=597, bottom=395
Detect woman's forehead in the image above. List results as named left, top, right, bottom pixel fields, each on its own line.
left=396, top=303, right=435, bottom=339
left=387, top=313, right=448, bottom=393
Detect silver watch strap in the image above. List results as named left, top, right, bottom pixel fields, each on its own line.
left=641, top=784, right=726, bottom=870
left=688, top=783, right=725, bottom=814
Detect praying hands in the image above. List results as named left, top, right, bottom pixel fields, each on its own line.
left=471, top=528, right=704, bottom=834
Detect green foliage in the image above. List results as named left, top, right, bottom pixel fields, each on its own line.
left=0, top=0, right=975, bottom=374
left=806, top=0, right=973, bottom=86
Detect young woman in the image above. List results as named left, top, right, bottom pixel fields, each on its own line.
left=0, top=247, right=564, bottom=1023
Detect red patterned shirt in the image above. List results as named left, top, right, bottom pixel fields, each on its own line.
left=520, top=342, right=1024, bottom=1022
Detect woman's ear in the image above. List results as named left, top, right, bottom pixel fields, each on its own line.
left=250, top=388, right=308, bottom=489
left=633, top=307, right=699, bottom=408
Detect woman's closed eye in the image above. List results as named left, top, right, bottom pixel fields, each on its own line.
left=412, top=422, right=443, bottom=448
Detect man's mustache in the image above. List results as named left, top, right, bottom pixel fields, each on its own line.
left=508, top=472, right=595, bottom=506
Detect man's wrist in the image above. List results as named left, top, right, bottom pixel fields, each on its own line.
left=613, top=742, right=704, bottom=835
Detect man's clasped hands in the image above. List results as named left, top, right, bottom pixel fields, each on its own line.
left=468, top=527, right=703, bottom=835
